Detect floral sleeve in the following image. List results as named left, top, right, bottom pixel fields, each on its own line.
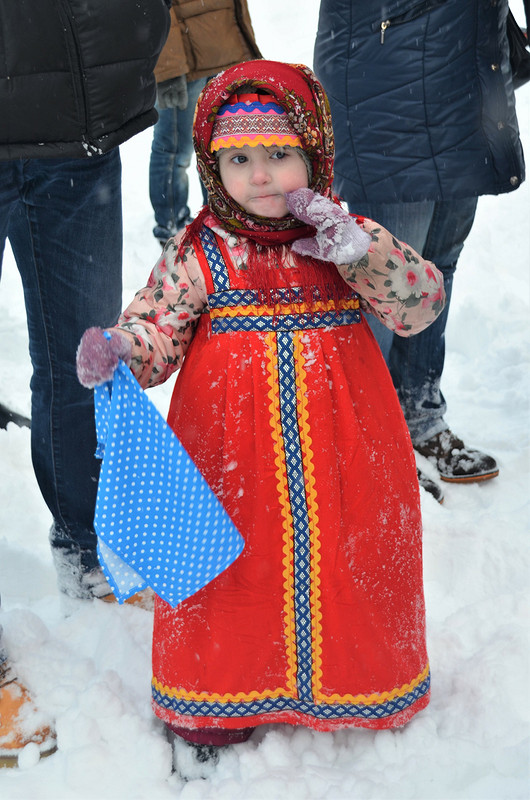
left=116, top=235, right=207, bottom=388
left=336, top=218, right=446, bottom=336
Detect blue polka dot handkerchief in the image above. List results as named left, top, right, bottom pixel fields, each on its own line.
left=93, top=361, right=245, bottom=607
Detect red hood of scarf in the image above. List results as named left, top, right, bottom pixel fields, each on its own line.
left=192, top=60, right=335, bottom=246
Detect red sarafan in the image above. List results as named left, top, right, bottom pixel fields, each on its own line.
left=111, top=60, right=439, bottom=742
left=152, top=215, right=430, bottom=733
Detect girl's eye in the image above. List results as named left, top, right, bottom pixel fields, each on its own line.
left=271, top=150, right=286, bottom=160
left=232, top=154, right=247, bottom=165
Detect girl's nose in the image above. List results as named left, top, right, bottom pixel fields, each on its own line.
left=250, top=162, right=271, bottom=185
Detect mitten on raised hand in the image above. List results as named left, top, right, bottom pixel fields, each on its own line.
left=157, top=74, right=188, bottom=110
left=76, top=327, right=133, bottom=389
left=286, top=188, right=372, bottom=265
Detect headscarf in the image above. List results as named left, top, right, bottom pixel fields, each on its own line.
left=191, top=60, right=335, bottom=246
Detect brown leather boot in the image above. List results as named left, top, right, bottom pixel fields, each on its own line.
left=99, top=587, right=155, bottom=611
left=414, top=429, right=499, bottom=483
left=0, top=664, right=57, bottom=767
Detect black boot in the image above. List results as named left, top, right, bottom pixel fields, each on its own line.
left=417, top=469, right=444, bottom=503
left=168, top=730, right=222, bottom=781
left=0, top=402, right=30, bottom=430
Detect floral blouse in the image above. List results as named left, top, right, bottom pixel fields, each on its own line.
left=117, top=214, right=445, bottom=389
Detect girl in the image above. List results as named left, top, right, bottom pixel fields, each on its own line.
left=77, top=61, right=445, bottom=772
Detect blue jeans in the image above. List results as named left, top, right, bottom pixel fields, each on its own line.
left=149, top=77, right=208, bottom=243
left=349, top=198, right=478, bottom=443
left=0, top=152, right=123, bottom=574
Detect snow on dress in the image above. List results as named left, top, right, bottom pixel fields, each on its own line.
left=118, top=215, right=445, bottom=732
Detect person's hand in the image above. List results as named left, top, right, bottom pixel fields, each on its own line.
left=157, top=75, right=188, bottom=110
left=286, top=188, right=372, bottom=265
left=76, top=328, right=132, bottom=388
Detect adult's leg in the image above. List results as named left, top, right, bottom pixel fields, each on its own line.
left=8, top=152, right=123, bottom=595
left=149, top=77, right=207, bottom=243
left=0, top=162, right=16, bottom=268
left=0, top=164, right=29, bottom=429
left=386, top=198, right=478, bottom=443
left=348, top=200, right=434, bottom=361
left=346, top=198, right=478, bottom=442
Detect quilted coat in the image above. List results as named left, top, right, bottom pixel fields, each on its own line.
left=313, top=0, right=525, bottom=203
left=0, top=0, right=170, bottom=159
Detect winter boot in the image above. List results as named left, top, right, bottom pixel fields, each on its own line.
left=168, top=729, right=222, bottom=781
left=0, top=663, right=56, bottom=767
left=416, top=469, right=444, bottom=503
left=0, top=402, right=30, bottom=430
left=414, top=429, right=499, bottom=483
left=52, top=546, right=154, bottom=611
left=81, top=566, right=155, bottom=608
left=100, top=587, right=155, bottom=611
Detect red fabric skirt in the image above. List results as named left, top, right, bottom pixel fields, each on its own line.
left=151, top=232, right=430, bottom=733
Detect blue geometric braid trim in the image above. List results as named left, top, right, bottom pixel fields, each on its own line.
left=209, top=289, right=263, bottom=308
left=198, top=227, right=362, bottom=332
left=208, top=286, right=359, bottom=308
left=199, top=227, right=231, bottom=291
left=276, top=331, right=313, bottom=703
left=211, top=308, right=361, bottom=334
left=152, top=671, right=431, bottom=721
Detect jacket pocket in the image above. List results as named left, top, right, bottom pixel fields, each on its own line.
left=370, top=0, right=447, bottom=44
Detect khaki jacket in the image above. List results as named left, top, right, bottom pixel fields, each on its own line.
left=155, top=0, right=261, bottom=83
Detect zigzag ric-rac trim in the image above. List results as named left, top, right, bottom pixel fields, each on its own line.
left=321, top=664, right=431, bottom=705
left=151, top=677, right=288, bottom=704
left=265, top=331, right=298, bottom=697
left=210, top=134, right=301, bottom=152
left=292, top=333, right=324, bottom=702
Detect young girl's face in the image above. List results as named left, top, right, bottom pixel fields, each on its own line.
left=218, top=144, right=309, bottom=218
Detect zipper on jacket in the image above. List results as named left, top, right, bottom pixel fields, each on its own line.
left=56, top=0, right=93, bottom=147
left=375, top=0, right=447, bottom=44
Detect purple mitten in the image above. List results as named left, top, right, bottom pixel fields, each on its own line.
left=286, top=188, right=372, bottom=264
left=76, top=327, right=132, bottom=388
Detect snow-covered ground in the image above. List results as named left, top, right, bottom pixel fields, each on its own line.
left=1, top=2, right=529, bottom=797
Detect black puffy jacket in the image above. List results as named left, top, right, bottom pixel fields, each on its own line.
left=314, top=0, right=525, bottom=204
left=0, top=0, right=170, bottom=159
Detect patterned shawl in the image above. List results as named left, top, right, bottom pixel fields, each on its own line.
left=192, top=60, right=335, bottom=245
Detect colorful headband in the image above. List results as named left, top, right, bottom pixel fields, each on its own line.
left=210, top=93, right=302, bottom=153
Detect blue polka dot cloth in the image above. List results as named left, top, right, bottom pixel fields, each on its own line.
left=93, top=360, right=245, bottom=608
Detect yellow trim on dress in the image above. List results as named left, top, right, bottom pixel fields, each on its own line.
left=151, top=664, right=430, bottom=706
left=320, top=664, right=431, bottom=705
left=265, top=331, right=298, bottom=698
left=209, top=297, right=360, bottom=320
left=151, top=679, right=288, bottom=703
